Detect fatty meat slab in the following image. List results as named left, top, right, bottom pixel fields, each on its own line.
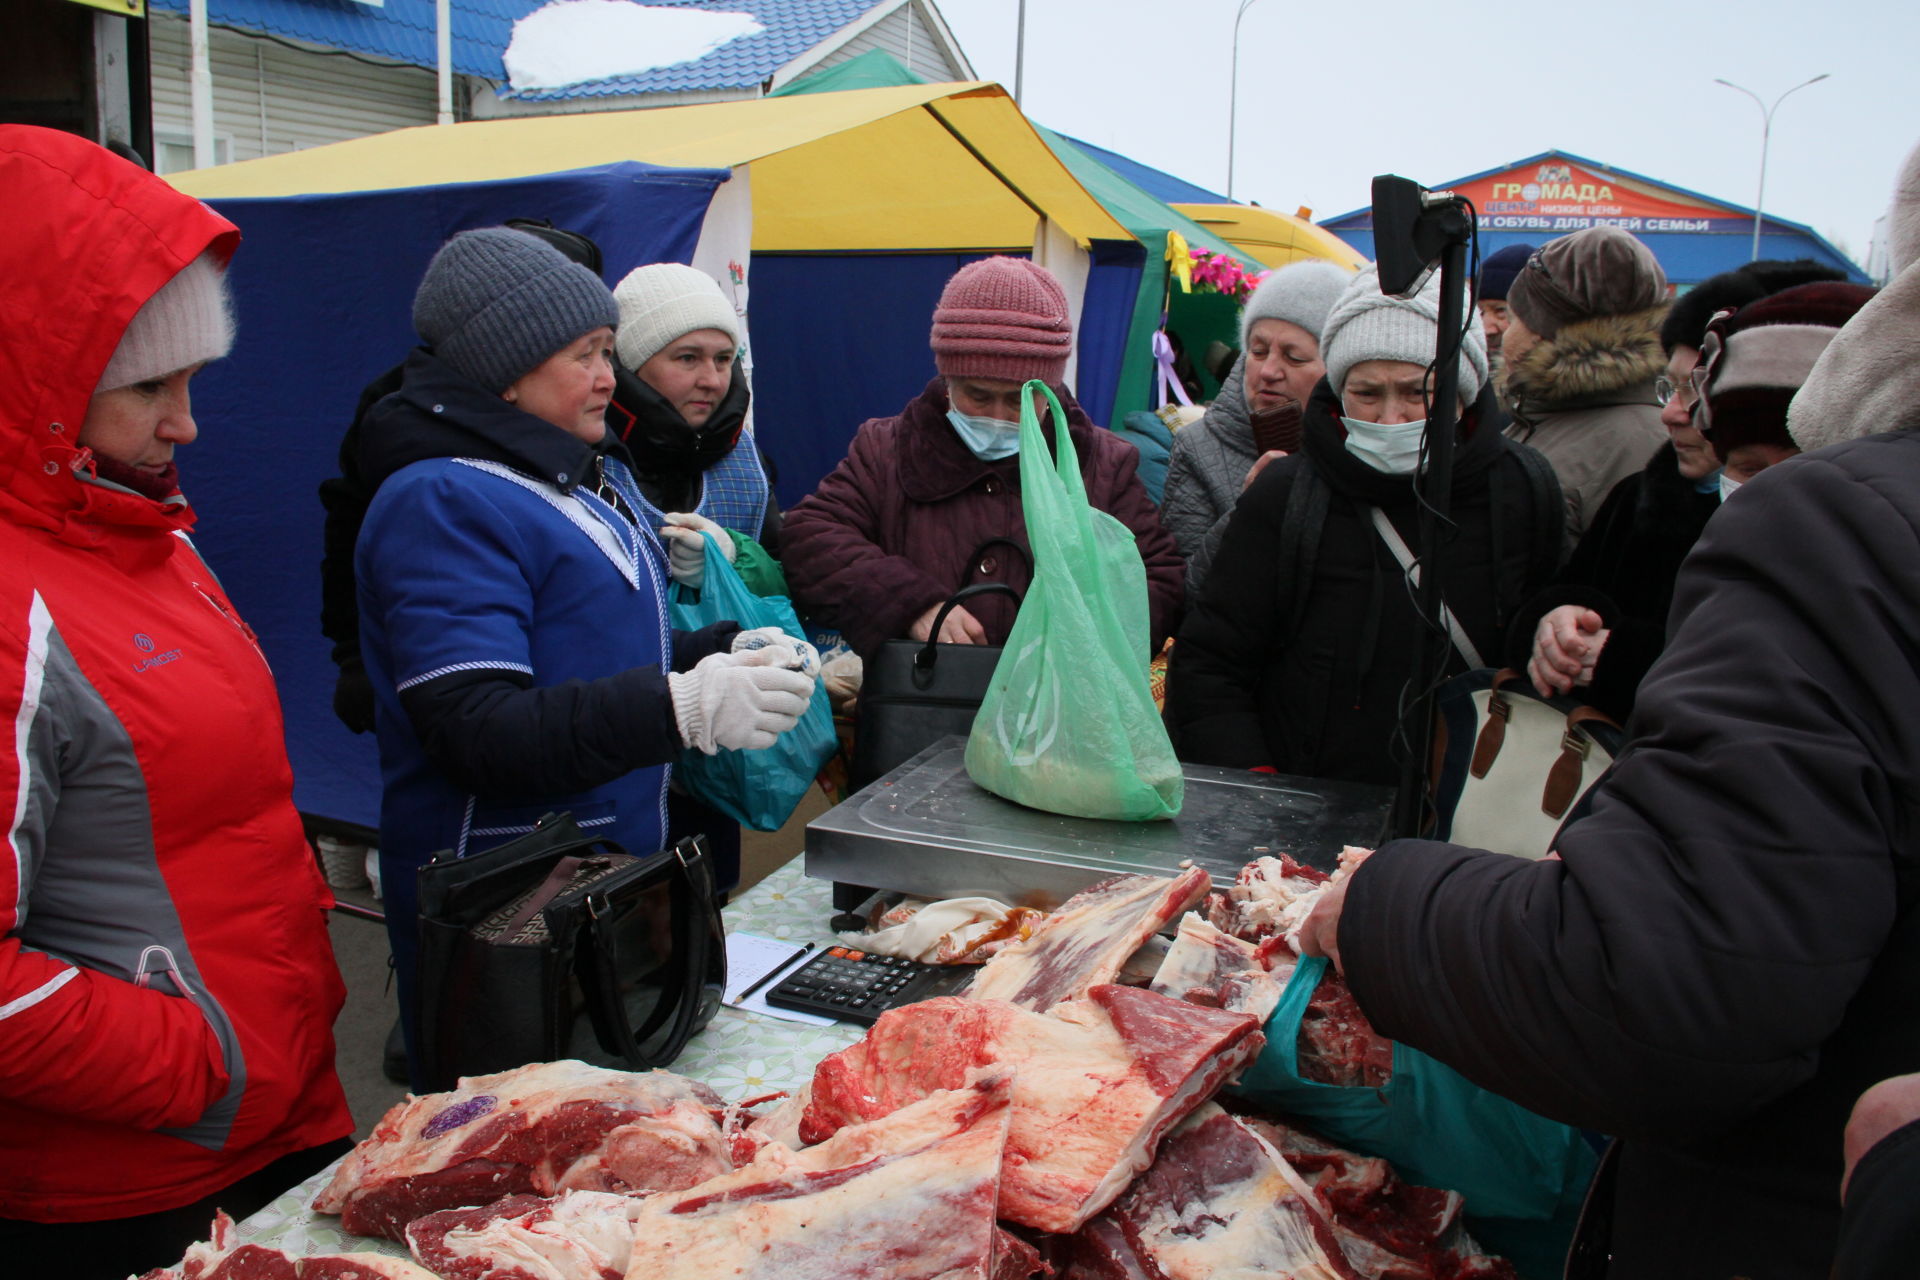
left=1242, top=1119, right=1516, bottom=1280
left=1148, top=913, right=1285, bottom=1024
left=136, top=1212, right=440, bottom=1280
left=800, top=984, right=1264, bottom=1233
left=314, top=1061, right=739, bottom=1241
left=623, top=1069, right=1021, bottom=1280
left=407, top=1191, right=650, bottom=1280
left=1065, top=1106, right=1362, bottom=1280
left=967, top=867, right=1211, bottom=1010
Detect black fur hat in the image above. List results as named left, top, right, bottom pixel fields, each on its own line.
left=1659, top=258, right=1846, bottom=354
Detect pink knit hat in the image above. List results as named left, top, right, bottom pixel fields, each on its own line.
left=929, top=256, right=1073, bottom=384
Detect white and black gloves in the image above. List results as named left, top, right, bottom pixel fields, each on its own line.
left=668, top=647, right=815, bottom=755
left=659, top=512, right=736, bottom=589
left=733, top=626, right=821, bottom=678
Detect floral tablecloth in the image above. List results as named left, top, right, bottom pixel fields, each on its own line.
left=233, top=859, right=862, bottom=1259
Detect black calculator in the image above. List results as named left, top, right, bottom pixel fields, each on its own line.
left=765, top=947, right=976, bottom=1025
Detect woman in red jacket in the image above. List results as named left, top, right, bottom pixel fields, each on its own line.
left=0, top=128, right=352, bottom=1278
left=781, top=256, right=1184, bottom=661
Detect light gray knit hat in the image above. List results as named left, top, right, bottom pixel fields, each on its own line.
left=1239, top=259, right=1351, bottom=349
left=97, top=249, right=234, bottom=392
left=613, top=262, right=740, bottom=372
left=1320, top=265, right=1489, bottom=406
left=412, top=227, right=618, bottom=393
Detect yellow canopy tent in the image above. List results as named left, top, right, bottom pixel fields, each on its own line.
left=175, top=82, right=1128, bottom=254
left=1172, top=202, right=1367, bottom=270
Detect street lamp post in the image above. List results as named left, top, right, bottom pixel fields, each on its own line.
left=1227, top=0, right=1260, bottom=201
left=1014, top=0, right=1029, bottom=106
left=1714, top=73, right=1830, bottom=261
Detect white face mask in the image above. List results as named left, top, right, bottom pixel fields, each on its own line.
left=1718, top=471, right=1743, bottom=503
left=948, top=409, right=1021, bottom=461
left=1341, top=417, right=1427, bottom=475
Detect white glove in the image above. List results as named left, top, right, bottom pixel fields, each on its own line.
left=659, top=512, right=737, bottom=589
left=668, top=648, right=814, bottom=755
left=733, top=627, right=821, bottom=678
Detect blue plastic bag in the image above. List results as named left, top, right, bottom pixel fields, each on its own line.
left=668, top=533, right=837, bottom=831
left=1233, top=955, right=1597, bottom=1279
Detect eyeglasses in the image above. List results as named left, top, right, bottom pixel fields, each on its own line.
left=1653, top=367, right=1710, bottom=409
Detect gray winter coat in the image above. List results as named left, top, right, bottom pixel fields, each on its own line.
left=1503, top=306, right=1668, bottom=554
left=1161, top=353, right=1256, bottom=594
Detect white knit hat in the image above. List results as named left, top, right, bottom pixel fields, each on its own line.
left=1239, top=259, right=1351, bottom=349
left=1320, top=265, right=1488, bottom=406
left=613, top=263, right=740, bottom=372
left=97, top=249, right=235, bottom=392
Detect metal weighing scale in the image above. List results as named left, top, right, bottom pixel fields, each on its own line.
left=805, top=738, right=1394, bottom=910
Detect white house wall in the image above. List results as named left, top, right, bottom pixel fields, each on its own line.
left=819, top=2, right=965, bottom=82
left=149, top=12, right=442, bottom=170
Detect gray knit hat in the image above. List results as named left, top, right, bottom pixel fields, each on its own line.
left=1320, top=265, right=1488, bottom=406
left=412, top=227, right=619, bottom=393
left=613, top=263, right=740, bottom=372
left=1239, top=259, right=1351, bottom=348
left=97, top=249, right=234, bottom=392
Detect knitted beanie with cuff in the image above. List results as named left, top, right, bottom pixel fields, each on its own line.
left=613, top=263, right=740, bottom=372
left=929, top=256, right=1073, bottom=385
left=412, top=227, right=618, bottom=394
left=1320, top=266, right=1489, bottom=407
left=1238, top=260, right=1351, bottom=348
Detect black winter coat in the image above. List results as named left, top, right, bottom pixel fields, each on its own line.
left=1339, top=429, right=1920, bottom=1277
left=1167, top=379, right=1562, bottom=785
left=1504, top=442, right=1720, bottom=722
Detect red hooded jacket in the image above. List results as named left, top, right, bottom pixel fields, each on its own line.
left=0, top=126, right=351, bottom=1222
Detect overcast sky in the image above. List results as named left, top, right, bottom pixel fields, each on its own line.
left=935, top=0, right=1916, bottom=271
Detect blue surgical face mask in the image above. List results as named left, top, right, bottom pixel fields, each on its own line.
left=1718, top=471, right=1743, bottom=503
left=948, top=409, right=1021, bottom=461
left=1340, top=417, right=1427, bottom=475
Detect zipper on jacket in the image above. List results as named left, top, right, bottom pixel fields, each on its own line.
left=190, top=581, right=270, bottom=666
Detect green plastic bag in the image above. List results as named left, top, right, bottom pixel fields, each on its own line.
left=963, top=382, right=1182, bottom=821
left=1233, top=955, right=1598, bottom=1279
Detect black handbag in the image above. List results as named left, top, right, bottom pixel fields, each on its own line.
left=413, top=812, right=725, bottom=1092
left=848, top=549, right=1028, bottom=793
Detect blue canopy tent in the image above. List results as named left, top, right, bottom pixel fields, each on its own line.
left=183, top=161, right=729, bottom=829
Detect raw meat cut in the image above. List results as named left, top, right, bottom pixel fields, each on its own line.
left=1244, top=1119, right=1516, bottom=1280
left=135, top=1212, right=441, bottom=1280
left=407, top=1191, right=649, bottom=1280
left=840, top=896, right=1046, bottom=964
left=967, top=867, right=1210, bottom=1010
left=799, top=983, right=1264, bottom=1233
left=1065, top=1105, right=1362, bottom=1280
left=1204, top=852, right=1394, bottom=1089
left=1148, top=912, right=1285, bottom=1024
left=1206, top=848, right=1370, bottom=950
left=313, top=1061, right=736, bottom=1241
left=1294, top=963, right=1396, bottom=1090
left=622, top=1068, right=1017, bottom=1278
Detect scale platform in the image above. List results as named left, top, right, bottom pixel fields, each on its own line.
left=804, top=738, right=1394, bottom=910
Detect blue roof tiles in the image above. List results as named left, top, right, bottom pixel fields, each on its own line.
left=151, top=0, right=887, bottom=95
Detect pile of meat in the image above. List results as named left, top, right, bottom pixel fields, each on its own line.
left=146, top=861, right=1511, bottom=1280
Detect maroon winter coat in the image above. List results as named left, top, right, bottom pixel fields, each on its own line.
left=784, top=378, right=1184, bottom=660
